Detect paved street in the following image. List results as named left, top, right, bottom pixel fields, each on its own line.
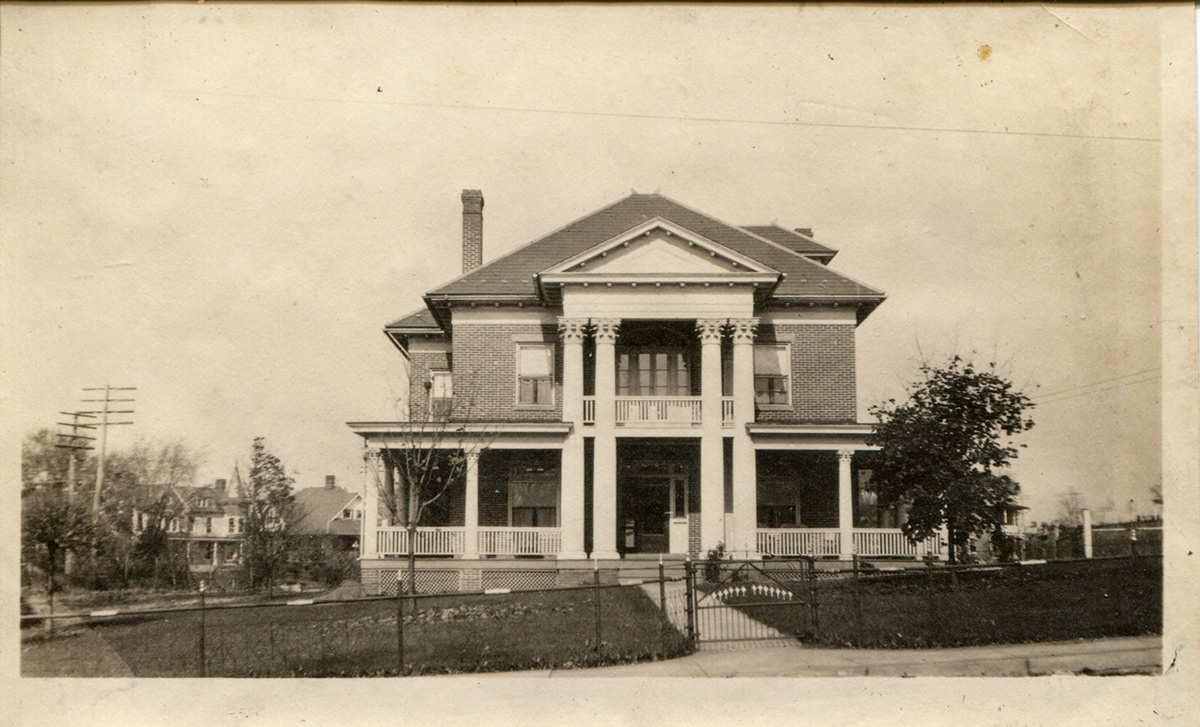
left=488, top=634, right=1161, bottom=678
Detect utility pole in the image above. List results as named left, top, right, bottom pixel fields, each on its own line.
left=55, top=411, right=96, bottom=576
left=55, top=411, right=96, bottom=500
left=80, top=386, right=136, bottom=518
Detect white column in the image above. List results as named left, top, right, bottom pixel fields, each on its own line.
left=697, top=319, right=726, bottom=555
left=361, top=449, right=381, bottom=558
left=592, top=318, right=621, bottom=560
left=1082, top=508, right=1093, bottom=558
left=558, top=317, right=589, bottom=559
left=838, top=449, right=855, bottom=561
left=730, top=318, right=759, bottom=558
left=463, top=451, right=480, bottom=559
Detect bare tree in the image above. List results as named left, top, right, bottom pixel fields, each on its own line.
left=364, top=398, right=493, bottom=595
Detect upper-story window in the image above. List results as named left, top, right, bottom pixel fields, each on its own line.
left=205, top=517, right=213, bottom=534
left=516, top=343, right=554, bottom=407
left=228, top=517, right=235, bottom=533
left=617, top=349, right=690, bottom=396
left=430, top=370, right=453, bottom=418
left=754, top=344, right=791, bottom=406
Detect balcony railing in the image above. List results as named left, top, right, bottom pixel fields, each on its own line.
left=721, top=396, right=734, bottom=425
left=582, top=396, right=596, bottom=425
left=757, top=528, right=944, bottom=559
left=478, top=527, right=562, bottom=556
left=376, top=527, right=466, bottom=556
left=615, top=396, right=702, bottom=426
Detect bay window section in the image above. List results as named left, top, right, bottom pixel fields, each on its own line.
left=516, top=343, right=554, bottom=407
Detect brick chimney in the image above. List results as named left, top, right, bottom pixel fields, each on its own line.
left=462, top=189, right=484, bottom=273
left=215, top=478, right=227, bottom=491
left=325, top=475, right=336, bottom=490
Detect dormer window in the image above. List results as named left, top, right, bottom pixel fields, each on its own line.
left=516, top=343, right=554, bottom=407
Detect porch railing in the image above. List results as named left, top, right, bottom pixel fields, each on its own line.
left=853, top=529, right=943, bottom=558
left=756, top=528, right=944, bottom=559
left=757, top=528, right=842, bottom=557
left=478, top=527, right=562, bottom=556
left=375, top=527, right=466, bottom=556
left=615, top=396, right=702, bottom=426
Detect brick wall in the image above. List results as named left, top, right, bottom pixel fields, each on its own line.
left=451, top=323, right=563, bottom=421
left=756, top=323, right=856, bottom=423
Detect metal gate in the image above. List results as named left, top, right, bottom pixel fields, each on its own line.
left=685, top=558, right=817, bottom=647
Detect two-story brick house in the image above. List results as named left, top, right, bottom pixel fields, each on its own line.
left=350, top=190, right=943, bottom=594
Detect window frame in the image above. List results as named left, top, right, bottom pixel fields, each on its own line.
left=753, top=342, right=792, bottom=409
left=515, top=341, right=556, bottom=409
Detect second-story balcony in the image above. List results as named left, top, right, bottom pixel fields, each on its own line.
left=583, top=395, right=735, bottom=427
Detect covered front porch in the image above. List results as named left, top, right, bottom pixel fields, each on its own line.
left=754, top=449, right=943, bottom=560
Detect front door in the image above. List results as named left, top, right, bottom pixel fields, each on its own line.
left=619, top=470, right=690, bottom=554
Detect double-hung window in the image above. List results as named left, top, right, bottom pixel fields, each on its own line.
left=510, top=475, right=558, bottom=527
left=753, top=344, right=791, bottom=406
left=516, top=343, right=554, bottom=407
left=429, top=370, right=452, bottom=418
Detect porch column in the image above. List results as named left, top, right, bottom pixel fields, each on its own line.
left=838, top=449, right=855, bottom=561
left=697, top=319, right=726, bottom=554
left=592, top=318, right=621, bottom=560
left=558, top=317, right=589, bottom=559
left=730, top=318, right=759, bottom=558
left=463, top=451, right=480, bottom=559
left=361, top=449, right=381, bottom=558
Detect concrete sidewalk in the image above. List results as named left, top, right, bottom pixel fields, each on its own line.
left=491, top=635, right=1161, bottom=678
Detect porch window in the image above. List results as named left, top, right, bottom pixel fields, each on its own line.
left=754, top=344, right=790, bottom=406
left=617, top=348, right=690, bottom=396
left=757, top=476, right=800, bottom=528
left=510, top=476, right=557, bottom=527
left=516, top=343, right=554, bottom=406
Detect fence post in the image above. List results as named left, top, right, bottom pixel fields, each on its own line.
left=395, top=571, right=405, bottom=676
left=852, top=553, right=862, bottom=647
left=924, top=555, right=937, bottom=644
left=1130, top=528, right=1139, bottom=559
left=658, top=560, right=667, bottom=658
left=198, top=581, right=207, bottom=678
left=684, top=558, right=697, bottom=649
left=592, top=566, right=603, bottom=656
left=807, top=558, right=818, bottom=637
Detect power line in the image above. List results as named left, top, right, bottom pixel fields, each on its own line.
left=1033, top=367, right=1162, bottom=400
left=1036, top=375, right=1161, bottom=406
left=159, top=87, right=1160, bottom=144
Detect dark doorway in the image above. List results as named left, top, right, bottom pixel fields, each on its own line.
left=617, top=439, right=699, bottom=555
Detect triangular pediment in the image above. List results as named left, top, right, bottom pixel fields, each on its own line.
left=584, top=232, right=741, bottom=274
left=542, top=218, right=779, bottom=278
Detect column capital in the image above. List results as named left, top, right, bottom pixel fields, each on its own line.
left=837, top=449, right=855, bottom=462
left=728, top=317, right=760, bottom=344
left=592, top=318, right=621, bottom=344
left=696, top=318, right=726, bottom=344
left=557, top=317, right=590, bottom=342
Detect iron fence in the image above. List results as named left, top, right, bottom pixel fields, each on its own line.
left=21, top=565, right=691, bottom=678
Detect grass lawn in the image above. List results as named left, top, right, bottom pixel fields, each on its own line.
left=723, top=557, right=1161, bottom=649
left=22, top=584, right=687, bottom=677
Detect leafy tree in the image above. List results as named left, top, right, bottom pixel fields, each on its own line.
left=22, top=488, right=93, bottom=627
left=867, top=356, right=1035, bottom=564
left=241, top=437, right=298, bottom=597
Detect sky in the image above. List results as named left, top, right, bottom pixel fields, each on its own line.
left=2, top=4, right=1170, bottom=524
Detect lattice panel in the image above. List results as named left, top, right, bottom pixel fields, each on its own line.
left=379, top=569, right=461, bottom=595
left=480, top=570, right=557, bottom=591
